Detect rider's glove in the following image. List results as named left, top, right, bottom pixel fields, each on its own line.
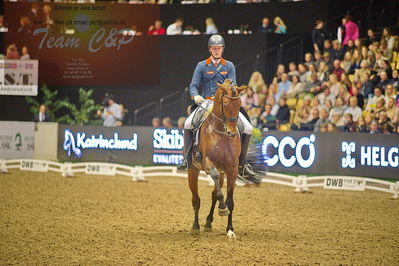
left=194, top=95, right=205, bottom=105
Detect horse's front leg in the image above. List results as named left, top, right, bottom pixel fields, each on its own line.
left=225, top=169, right=237, bottom=241
left=204, top=172, right=225, bottom=231
left=188, top=167, right=201, bottom=234
left=207, top=166, right=228, bottom=216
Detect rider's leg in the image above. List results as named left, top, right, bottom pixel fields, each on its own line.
left=177, top=111, right=195, bottom=170
left=238, top=108, right=257, bottom=178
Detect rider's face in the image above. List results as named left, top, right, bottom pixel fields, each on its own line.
left=209, top=46, right=224, bottom=59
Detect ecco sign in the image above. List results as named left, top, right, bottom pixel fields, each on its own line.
left=261, top=134, right=316, bottom=168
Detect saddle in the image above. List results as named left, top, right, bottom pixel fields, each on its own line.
left=191, top=104, right=244, bottom=146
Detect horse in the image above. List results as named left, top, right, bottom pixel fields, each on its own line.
left=188, top=79, right=246, bottom=241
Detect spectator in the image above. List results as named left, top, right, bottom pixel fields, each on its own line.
left=330, top=111, right=345, bottom=130
left=286, top=75, right=304, bottom=98
left=354, top=59, right=371, bottom=82
left=331, top=40, right=345, bottom=61
left=374, top=98, right=387, bottom=119
left=0, top=15, right=8, bottom=32
left=365, top=28, right=377, bottom=47
left=329, top=97, right=346, bottom=120
left=166, top=18, right=184, bottom=35
left=274, top=17, right=287, bottom=34
left=346, top=39, right=356, bottom=54
left=205, top=18, right=218, bottom=35
left=323, top=51, right=333, bottom=72
left=344, top=96, right=362, bottom=122
left=311, top=19, right=325, bottom=52
left=177, top=117, right=186, bottom=129
left=317, top=61, right=329, bottom=82
left=275, top=97, right=290, bottom=125
left=275, top=64, right=285, bottom=82
left=381, top=27, right=395, bottom=51
left=152, top=117, right=161, bottom=127
left=97, top=95, right=122, bottom=127
left=162, top=117, right=173, bottom=128
left=259, top=104, right=277, bottom=130
left=386, top=98, right=396, bottom=121
left=341, top=51, right=352, bottom=73
left=287, top=62, right=299, bottom=79
left=357, top=116, right=367, bottom=132
left=298, top=108, right=319, bottom=131
left=392, top=70, right=399, bottom=90
left=366, top=50, right=376, bottom=68
left=298, top=63, right=308, bottom=83
left=343, top=113, right=357, bottom=132
left=306, top=64, right=317, bottom=82
left=319, top=123, right=328, bottom=132
left=366, top=87, right=384, bottom=112
left=42, top=5, right=54, bottom=30
left=318, top=86, right=335, bottom=106
left=364, top=113, right=374, bottom=132
left=327, top=73, right=341, bottom=97
left=313, top=51, right=322, bottom=69
left=266, top=95, right=279, bottom=116
left=28, top=3, right=42, bottom=29
left=341, top=15, right=359, bottom=46
left=304, top=53, right=314, bottom=67
left=304, top=72, right=321, bottom=94
left=248, top=71, right=266, bottom=94
left=350, top=85, right=364, bottom=109
left=369, top=120, right=380, bottom=134
left=20, top=46, right=30, bottom=60
left=381, top=122, right=393, bottom=134
left=360, top=73, right=374, bottom=99
left=18, top=16, right=32, bottom=34
left=323, top=40, right=333, bottom=55
left=241, top=87, right=260, bottom=110
left=258, top=17, right=274, bottom=34
left=314, top=107, right=330, bottom=132
left=327, top=123, right=338, bottom=133
left=33, top=104, right=51, bottom=122
left=5, top=44, right=20, bottom=59
left=276, top=73, right=291, bottom=101
left=376, top=71, right=391, bottom=90
left=332, top=59, right=345, bottom=80
left=385, top=85, right=396, bottom=103
left=147, top=20, right=166, bottom=35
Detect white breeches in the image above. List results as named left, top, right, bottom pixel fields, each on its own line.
left=184, top=100, right=253, bottom=135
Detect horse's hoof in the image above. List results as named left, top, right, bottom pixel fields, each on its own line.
left=203, top=225, right=212, bottom=232
left=218, top=208, right=230, bottom=216
left=190, top=228, right=201, bottom=235
left=227, top=230, right=236, bottom=241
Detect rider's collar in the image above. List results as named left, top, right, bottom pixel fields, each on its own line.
left=206, top=57, right=226, bottom=66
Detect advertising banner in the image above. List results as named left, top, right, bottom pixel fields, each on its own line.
left=4, top=2, right=160, bottom=86
left=58, top=124, right=153, bottom=165
left=0, top=121, right=35, bottom=159
left=260, top=132, right=399, bottom=180
left=0, top=60, right=39, bottom=96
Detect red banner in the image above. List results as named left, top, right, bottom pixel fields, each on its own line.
left=4, top=2, right=160, bottom=86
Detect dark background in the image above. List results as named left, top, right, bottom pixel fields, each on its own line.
left=1, top=0, right=397, bottom=122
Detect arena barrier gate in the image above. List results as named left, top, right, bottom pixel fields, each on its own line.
left=1, top=159, right=398, bottom=199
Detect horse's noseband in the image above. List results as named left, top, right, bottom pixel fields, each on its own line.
left=221, top=93, right=240, bottom=123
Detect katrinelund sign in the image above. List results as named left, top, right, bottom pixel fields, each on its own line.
left=58, top=125, right=153, bottom=165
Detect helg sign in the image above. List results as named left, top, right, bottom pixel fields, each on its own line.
left=152, top=128, right=184, bottom=165
left=261, top=134, right=316, bottom=168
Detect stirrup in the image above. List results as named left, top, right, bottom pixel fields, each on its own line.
left=238, top=163, right=256, bottom=179
left=177, top=159, right=190, bottom=171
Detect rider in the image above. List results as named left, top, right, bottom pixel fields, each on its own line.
left=177, top=34, right=256, bottom=179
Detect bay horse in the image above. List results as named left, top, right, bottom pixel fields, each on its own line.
left=188, top=79, right=246, bottom=241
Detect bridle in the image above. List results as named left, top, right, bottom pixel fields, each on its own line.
left=205, top=88, right=241, bottom=137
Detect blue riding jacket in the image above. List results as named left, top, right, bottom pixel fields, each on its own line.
left=189, top=57, right=236, bottom=98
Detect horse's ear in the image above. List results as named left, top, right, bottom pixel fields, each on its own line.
left=217, top=82, right=228, bottom=94
left=236, top=85, right=247, bottom=94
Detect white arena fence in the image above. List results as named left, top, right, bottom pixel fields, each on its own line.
left=1, top=159, right=398, bottom=199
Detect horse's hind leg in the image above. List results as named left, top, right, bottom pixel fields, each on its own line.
left=204, top=172, right=225, bottom=231
left=188, top=167, right=201, bottom=234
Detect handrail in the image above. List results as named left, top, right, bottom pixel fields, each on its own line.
left=133, top=101, right=158, bottom=125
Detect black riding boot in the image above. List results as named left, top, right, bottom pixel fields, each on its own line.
left=177, top=129, right=194, bottom=170
left=238, top=133, right=257, bottom=178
